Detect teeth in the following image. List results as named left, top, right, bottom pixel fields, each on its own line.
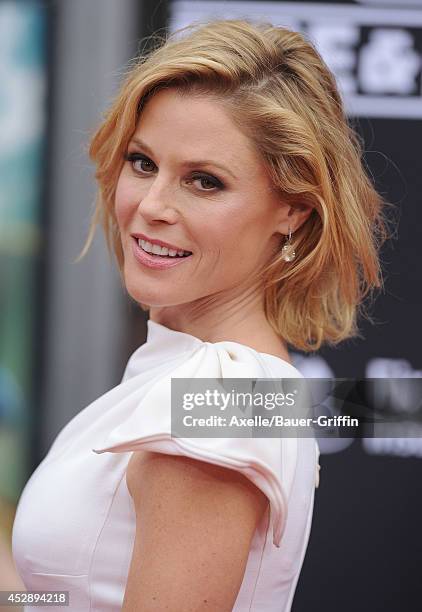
left=138, top=238, right=191, bottom=257
left=151, top=243, right=164, bottom=255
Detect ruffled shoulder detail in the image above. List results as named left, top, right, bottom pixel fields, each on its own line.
left=92, top=333, right=306, bottom=548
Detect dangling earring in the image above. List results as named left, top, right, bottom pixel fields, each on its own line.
left=281, top=225, right=296, bottom=262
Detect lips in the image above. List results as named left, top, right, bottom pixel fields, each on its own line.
left=131, top=237, right=192, bottom=270
left=133, top=236, right=192, bottom=258
left=131, top=232, right=192, bottom=254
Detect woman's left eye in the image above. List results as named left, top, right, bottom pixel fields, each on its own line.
left=124, top=152, right=224, bottom=192
left=186, top=173, right=223, bottom=192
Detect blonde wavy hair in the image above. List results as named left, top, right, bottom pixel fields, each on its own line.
left=77, top=18, right=393, bottom=353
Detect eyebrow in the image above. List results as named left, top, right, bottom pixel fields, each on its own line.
left=128, top=137, right=238, bottom=180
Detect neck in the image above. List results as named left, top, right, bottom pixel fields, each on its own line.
left=148, top=290, right=291, bottom=363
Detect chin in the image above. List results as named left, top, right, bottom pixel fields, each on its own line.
left=122, top=265, right=204, bottom=308
left=124, top=282, right=183, bottom=309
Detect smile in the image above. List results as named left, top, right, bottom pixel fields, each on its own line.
left=137, top=238, right=192, bottom=258
left=131, top=237, right=192, bottom=271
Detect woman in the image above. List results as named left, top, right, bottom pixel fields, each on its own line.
left=12, top=18, right=389, bottom=611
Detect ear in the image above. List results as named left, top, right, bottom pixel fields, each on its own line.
left=278, top=203, right=314, bottom=235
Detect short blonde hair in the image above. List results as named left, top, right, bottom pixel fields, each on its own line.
left=78, top=18, right=393, bottom=352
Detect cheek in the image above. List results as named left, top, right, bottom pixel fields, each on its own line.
left=198, top=205, right=257, bottom=259
left=217, top=203, right=265, bottom=249
left=114, top=176, right=139, bottom=227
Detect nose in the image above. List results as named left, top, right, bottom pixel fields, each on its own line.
left=135, top=175, right=179, bottom=224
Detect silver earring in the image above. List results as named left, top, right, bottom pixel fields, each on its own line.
left=281, top=225, right=296, bottom=262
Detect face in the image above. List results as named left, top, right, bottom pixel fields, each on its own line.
left=115, top=88, right=290, bottom=314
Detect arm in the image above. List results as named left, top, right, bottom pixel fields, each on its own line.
left=123, top=450, right=269, bottom=612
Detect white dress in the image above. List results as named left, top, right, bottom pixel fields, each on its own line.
left=12, top=320, right=320, bottom=611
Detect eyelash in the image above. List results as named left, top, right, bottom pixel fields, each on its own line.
left=123, top=152, right=225, bottom=192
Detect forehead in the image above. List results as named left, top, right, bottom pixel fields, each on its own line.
left=133, top=88, right=260, bottom=167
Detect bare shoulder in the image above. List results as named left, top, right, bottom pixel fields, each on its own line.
left=126, top=449, right=268, bottom=502
left=123, top=450, right=269, bottom=612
